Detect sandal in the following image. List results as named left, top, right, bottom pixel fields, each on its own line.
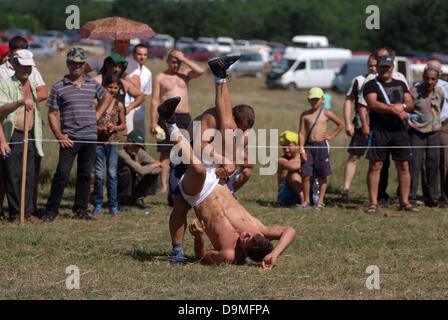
left=315, top=202, right=325, bottom=211
left=366, top=203, right=378, bottom=214
left=297, top=202, right=311, bottom=210
left=399, top=202, right=419, bottom=213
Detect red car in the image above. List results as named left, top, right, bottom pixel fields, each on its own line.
left=182, top=46, right=215, bottom=62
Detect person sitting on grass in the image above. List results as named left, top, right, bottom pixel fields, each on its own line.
left=117, top=130, right=163, bottom=210
left=158, top=55, right=296, bottom=269
left=298, top=87, right=344, bottom=211
left=93, top=74, right=126, bottom=217
left=277, top=130, right=303, bottom=206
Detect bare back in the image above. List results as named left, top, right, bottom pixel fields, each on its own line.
left=155, top=71, right=191, bottom=114
left=194, top=182, right=263, bottom=251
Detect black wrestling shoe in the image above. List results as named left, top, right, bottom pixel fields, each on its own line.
left=157, top=96, right=181, bottom=124
left=208, top=54, right=241, bottom=79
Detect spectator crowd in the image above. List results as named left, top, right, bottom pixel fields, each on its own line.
left=0, top=38, right=447, bottom=263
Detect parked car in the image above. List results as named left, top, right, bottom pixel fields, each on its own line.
left=396, top=50, right=428, bottom=65
left=176, top=37, right=195, bottom=51
left=152, top=34, right=175, bottom=50
left=146, top=43, right=167, bottom=59
left=266, top=47, right=352, bottom=90
left=64, top=30, right=82, bottom=44
left=428, top=53, right=448, bottom=64
left=216, top=37, right=234, bottom=55
left=332, top=56, right=369, bottom=93
left=289, top=35, right=329, bottom=48
left=227, top=52, right=265, bottom=78
left=232, top=39, right=250, bottom=52
left=182, top=46, right=215, bottom=62
left=28, top=42, right=56, bottom=59
left=3, top=28, right=33, bottom=42
left=267, top=41, right=285, bottom=63
left=195, top=37, right=217, bottom=52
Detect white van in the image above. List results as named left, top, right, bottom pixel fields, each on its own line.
left=266, top=48, right=352, bottom=90
left=290, top=35, right=329, bottom=48
left=332, top=55, right=414, bottom=93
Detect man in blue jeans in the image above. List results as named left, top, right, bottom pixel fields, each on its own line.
left=42, top=48, right=113, bottom=222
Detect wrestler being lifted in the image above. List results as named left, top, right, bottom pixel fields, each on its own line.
left=157, top=55, right=296, bottom=269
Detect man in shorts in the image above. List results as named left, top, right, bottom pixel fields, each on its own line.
left=363, top=55, right=418, bottom=213
left=341, top=53, right=377, bottom=199
left=150, top=49, right=205, bottom=193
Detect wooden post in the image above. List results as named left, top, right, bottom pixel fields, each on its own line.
left=19, top=109, right=29, bottom=225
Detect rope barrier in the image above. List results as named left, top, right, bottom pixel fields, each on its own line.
left=13, top=138, right=448, bottom=149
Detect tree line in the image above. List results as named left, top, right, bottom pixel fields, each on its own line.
left=1, top=0, right=447, bottom=53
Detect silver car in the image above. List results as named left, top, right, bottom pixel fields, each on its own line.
left=228, top=52, right=265, bottom=78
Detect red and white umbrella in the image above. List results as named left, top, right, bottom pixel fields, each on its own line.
left=79, top=16, right=156, bottom=40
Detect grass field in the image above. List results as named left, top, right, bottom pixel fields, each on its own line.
left=0, top=54, right=447, bottom=300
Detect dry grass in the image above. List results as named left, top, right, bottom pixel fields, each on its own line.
left=0, top=54, right=447, bottom=300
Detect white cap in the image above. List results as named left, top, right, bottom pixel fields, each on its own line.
left=13, top=49, right=35, bottom=67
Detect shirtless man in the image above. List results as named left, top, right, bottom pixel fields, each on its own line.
left=298, top=87, right=344, bottom=211
left=150, top=49, right=205, bottom=193
left=159, top=57, right=295, bottom=268
left=169, top=74, right=255, bottom=264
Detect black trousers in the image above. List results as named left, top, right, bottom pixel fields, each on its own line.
left=4, top=130, right=36, bottom=219
left=45, top=142, right=96, bottom=215
left=117, top=164, right=159, bottom=203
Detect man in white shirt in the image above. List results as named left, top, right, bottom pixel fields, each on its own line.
left=124, top=44, right=152, bottom=139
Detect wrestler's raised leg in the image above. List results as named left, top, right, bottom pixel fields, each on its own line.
left=158, top=96, right=207, bottom=196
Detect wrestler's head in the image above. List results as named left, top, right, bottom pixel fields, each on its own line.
left=232, top=104, right=255, bottom=132
left=239, top=232, right=273, bottom=262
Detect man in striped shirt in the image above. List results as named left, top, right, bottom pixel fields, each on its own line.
left=42, top=47, right=113, bottom=222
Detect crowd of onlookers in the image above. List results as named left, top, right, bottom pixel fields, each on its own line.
left=277, top=47, right=448, bottom=213
left=1, top=38, right=447, bottom=223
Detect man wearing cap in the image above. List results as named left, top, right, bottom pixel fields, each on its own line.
left=41, top=47, right=113, bottom=222
left=117, top=129, right=163, bottom=209
left=0, top=36, right=48, bottom=220
left=363, top=54, right=417, bottom=213
left=93, top=53, right=145, bottom=117
left=0, top=49, right=43, bottom=222
left=358, top=48, right=409, bottom=205
left=277, top=130, right=303, bottom=206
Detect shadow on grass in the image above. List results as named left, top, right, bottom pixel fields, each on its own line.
left=125, top=249, right=196, bottom=264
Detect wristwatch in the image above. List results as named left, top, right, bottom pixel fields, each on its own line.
left=402, top=103, right=407, bottom=110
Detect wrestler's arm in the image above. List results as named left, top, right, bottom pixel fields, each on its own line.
left=122, top=79, right=145, bottom=114
left=150, top=75, right=161, bottom=134
left=190, top=219, right=235, bottom=264
left=258, top=223, right=296, bottom=270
